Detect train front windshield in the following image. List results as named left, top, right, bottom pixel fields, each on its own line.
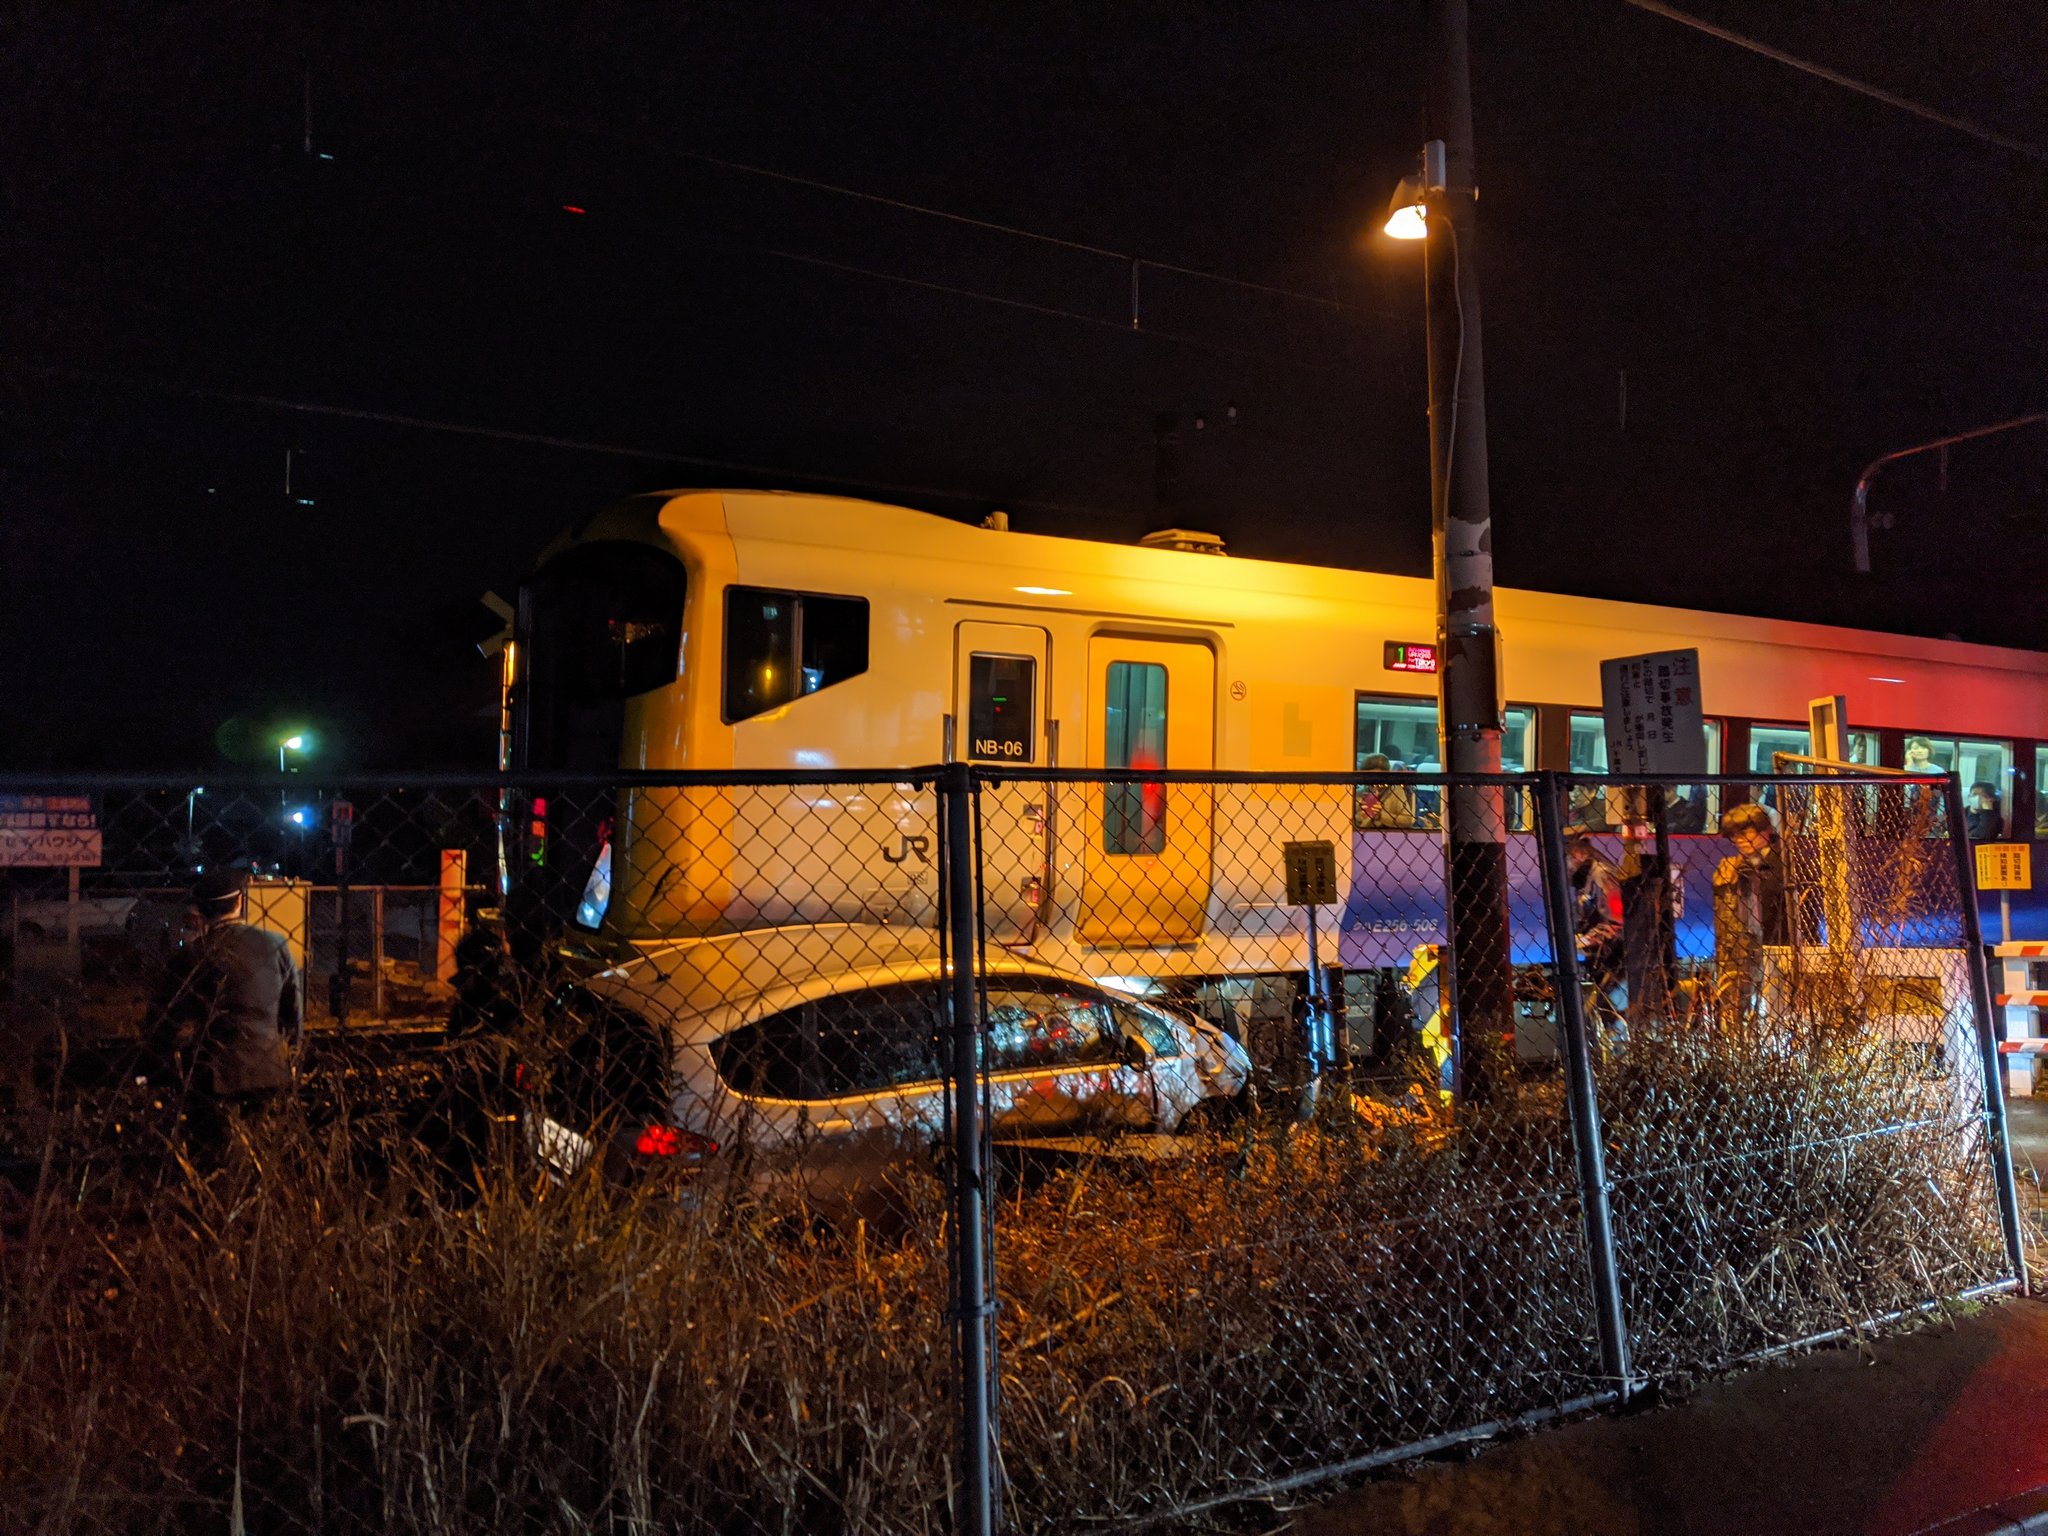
left=514, top=542, right=686, bottom=928
left=516, top=542, right=687, bottom=771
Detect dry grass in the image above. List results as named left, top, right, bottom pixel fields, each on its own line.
left=0, top=1009, right=2011, bottom=1535
left=1, top=1115, right=956, bottom=1536
left=1597, top=1011, right=2008, bottom=1375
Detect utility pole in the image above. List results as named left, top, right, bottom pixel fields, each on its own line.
left=1424, top=0, right=1510, bottom=1095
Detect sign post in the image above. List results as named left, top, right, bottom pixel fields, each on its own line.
left=1600, top=651, right=1706, bottom=1016
left=1977, top=843, right=2032, bottom=945
left=1, top=795, right=103, bottom=980
left=1806, top=695, right=1858, bottom=956
left=1808, top=694, right=1849, bottom=763
left=1284, top=840, right=1340, bottom=1075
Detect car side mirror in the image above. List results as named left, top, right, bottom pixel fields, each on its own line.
left=1119, top=1031, right=1156, bottom=1069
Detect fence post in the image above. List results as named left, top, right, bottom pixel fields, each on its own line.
left=331, top=799, right=354, bottom=1029
left=941, top=761, right=997, bottom=1536
left=1536, top=772, right=1635, bottom=1398
left=1943, top=773, right=2030, bottom=1291
left=372, top=887, right=386, bottom=1021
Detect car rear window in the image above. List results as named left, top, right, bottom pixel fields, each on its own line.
left=713, top=981, right=943, bottom=1101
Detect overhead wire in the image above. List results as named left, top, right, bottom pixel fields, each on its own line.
left=0, top=356, right=1148, bottom=523
left=546, top=121, right=1368, bottom=315
left=1620, top=0, right=2048, bottom=166
left=4, top=78, right=1420, bottom=524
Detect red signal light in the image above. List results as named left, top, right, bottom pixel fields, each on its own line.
left=562, top=205, right=587, bottom=215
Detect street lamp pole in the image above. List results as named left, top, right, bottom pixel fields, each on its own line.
left=278, top=733, right=307, bottom=825
left=1419, top=0, right=1510, bottom=1096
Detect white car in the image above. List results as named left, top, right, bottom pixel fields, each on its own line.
left=11, top=894, right=140, bottom=942
left=527, top=924, right=1253, bottom=1181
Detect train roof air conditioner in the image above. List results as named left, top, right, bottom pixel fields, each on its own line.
left=1139, top=528, right=1227, bottom=556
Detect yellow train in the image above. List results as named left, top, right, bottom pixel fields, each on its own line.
left=513, top=489, right=2048, bottom=962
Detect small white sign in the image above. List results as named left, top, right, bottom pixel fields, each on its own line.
left=1601, top=649, right=1707, bottom=776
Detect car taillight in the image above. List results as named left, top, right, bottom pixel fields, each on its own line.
left=632, top=1124, right=717, bottom=1159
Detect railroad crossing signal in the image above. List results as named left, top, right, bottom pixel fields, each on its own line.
left=1283, top=840, right=1338, bottom=906
left=1977, top=844, right=2032, bottom=892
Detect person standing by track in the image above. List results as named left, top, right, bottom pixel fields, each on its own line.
left=144, top=869, right=300, bottom=1168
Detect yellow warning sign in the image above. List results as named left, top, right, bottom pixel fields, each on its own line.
left=1283, top=840, right=1339, bottom=906
left=1976, top=843, right=2032, bottom=891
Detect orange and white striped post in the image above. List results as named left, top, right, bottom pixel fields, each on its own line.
left=437, top=849, right=467, bottom=985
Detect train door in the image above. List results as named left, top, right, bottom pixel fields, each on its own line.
left=1078, top=636, right=1215, bottom=946
left=955, top=623, right=1052, bottom=943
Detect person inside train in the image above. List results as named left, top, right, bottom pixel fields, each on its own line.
left=1665, top=787, right=1709, bottom=834
left=1355, top=753, right=1417, bottom=830
left=1899, top=736, right=1945, bottom=828
left=1966, top=782, right=2005, bottom=843
left=1563, top=824, right=1626, bottom=1014
left=1568, top=783, right=1610, bottom=831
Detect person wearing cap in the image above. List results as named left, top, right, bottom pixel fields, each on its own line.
left=1712, top=802, right=1789, bottom=1015
left=1563, top=824, right=1626, bottom=1011
left=143, top=869, right=300, bottom=1165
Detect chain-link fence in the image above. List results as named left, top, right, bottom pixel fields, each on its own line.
left=1556, top=768, right=2024, bottom=1385
left=0, top=767, right=2024, bottom=1534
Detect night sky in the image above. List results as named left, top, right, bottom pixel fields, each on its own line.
left=4, top=2, right=2044, bottom=771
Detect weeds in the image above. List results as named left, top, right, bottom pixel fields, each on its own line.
left=0, top=1008, right=2010, bottom=1534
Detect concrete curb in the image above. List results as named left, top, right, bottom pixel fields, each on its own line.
left=1917, top=1487, right=2048, bottom=1536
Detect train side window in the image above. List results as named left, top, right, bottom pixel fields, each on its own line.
left=1356, top=695, right=1439, bottom=768
left=1104, top=661, right=1168, bottom=854
left=1748, top=724, right=1810, bottom=772
left=1571, top=711, right=1723, bottom=832
left=1571, top=712, right=1720, bottom=774
left=968, top=654, right=1036, bottom=762
left=1906, top=737, right=2013, bottom=836
left=724, top=587, right=871, bottom=723
left=1748, top=725, right=1878, bottom=771
left=1355, top=694, right=1439, bottom=828
left=1673, top=719, right=1726, bottom=834
left=1568, top=712, right=1607, bottom=772
left=1501, top=707, right=1534, bottom=772
left=2036, top=747, right=2048, bottom=837
left=1501, top=707, right=1534, bottom=830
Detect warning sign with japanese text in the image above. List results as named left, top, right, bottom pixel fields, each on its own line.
left=1283, top=840, right=1339, bottom=906
left=1976, top=844, right=2032, bottom=891
left=0, top=795, right=101, bottom=867
left=1600, top=650, right=1707, bottom=776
